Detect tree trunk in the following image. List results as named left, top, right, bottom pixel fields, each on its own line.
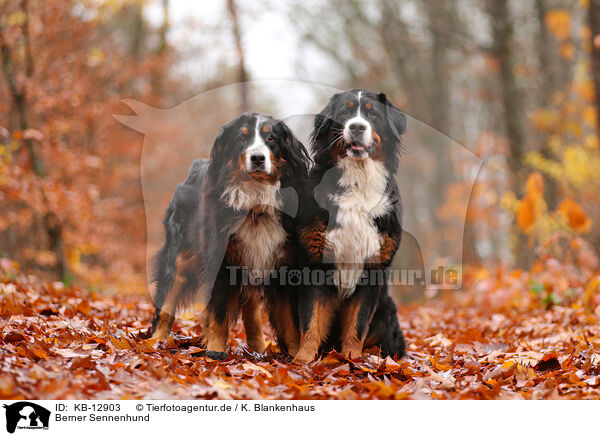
left=488, top=0, right=526, bottom=194
left=487, top=0, right=529, bottom=267
left=423, top=0, right=458, bottom=260
left=227, top=0, right=249, bottom=112
left=158, top=0, right=169, bottom=55
left=131, top=1, right=145, bottom=60
left=0, top=21, right=44, bottom=177
left=424, top=0, right=451, bottom=136
left=0, top=5, right=68, bottom=282
left=535, top=0, right=559, bottom=209
left=588, top=0, right=600, bottom=137
left=44, top=212, right=70, bottom=283
left=535, top=0, right=555, bottom=106
left=21, top=0, right=34, bottom=78
left=151, top=0, right=170, bottom=101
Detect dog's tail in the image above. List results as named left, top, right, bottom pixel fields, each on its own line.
left=150, top=159, right=209, bottom=334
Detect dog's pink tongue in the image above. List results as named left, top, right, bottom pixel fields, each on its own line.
left=350, top=143, right=364, bottom=151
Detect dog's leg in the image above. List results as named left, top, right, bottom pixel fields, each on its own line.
left=365, top=288, right=406, bottom=358
left=241, top=289, right=267, bottom=353
left=286, top=336, right=300, bottom=357
left=279, top=296, right=300, bottom=357
left=151, top=299, right=177, bottom=340
left=151, top=252, right=197, bottom=340
left=339, top=283, right=380, bottom=359
left=293, top=286, right=336, bottom=363
left=151, top=271, right=182, bottom=340
left=266, top=291, right=300, bottom=356
left=204, top=286, right=240, bottom=358
left=152, top=275, right=183, bottom=340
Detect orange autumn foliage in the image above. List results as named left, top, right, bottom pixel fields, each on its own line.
left=516, top=172, right=593, bottom=235
left=545, top=10, right=572, bottom=41
left=516, top=172, right=545, bottom=234
left=2, top=256, right=600, bottom=400
left=557, top=198, right=592, bottom=233
left=517, top=195, right=538, bottom=234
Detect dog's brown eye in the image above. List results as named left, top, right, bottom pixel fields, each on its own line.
left=240, top=136, right=248, bottom=143
left=266, top=136, right=274, bottom=142
left=342, top=110, right=350, bottom=116
left=368, top=111, right=377, bottom=118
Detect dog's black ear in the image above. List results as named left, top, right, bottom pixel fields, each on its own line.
left=206, top=125, right=230, bottom=181
left=274, top=120, right=311, bottom=185
left=378, top=93, right=406, bottom=142
left=209, top=126, right=227, bottom=161
left=311, top=92, right=342, bottom=149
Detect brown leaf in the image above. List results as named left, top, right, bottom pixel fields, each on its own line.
left=534, top=352, right=561, bottom=372
left=3, top=331, right=26, bottom=343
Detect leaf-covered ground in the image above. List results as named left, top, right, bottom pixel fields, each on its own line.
left=1, top=257, right=600, bottom=400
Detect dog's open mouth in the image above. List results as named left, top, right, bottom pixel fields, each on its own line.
left=345, top=141, right=371, bottom=154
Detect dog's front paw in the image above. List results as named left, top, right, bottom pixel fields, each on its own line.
left=292, top=350, right=315, bottom=364
left=203, top=350, right=229, bottom=360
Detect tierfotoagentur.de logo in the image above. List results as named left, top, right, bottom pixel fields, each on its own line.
left=3, top=402, right=50, bottom=434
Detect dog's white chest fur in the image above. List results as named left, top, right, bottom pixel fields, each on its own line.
left=326, top=158, right=391, bottom=298
left=223, top=180, right=287, bottom=272
left=236, top=212, right=286, bottom=271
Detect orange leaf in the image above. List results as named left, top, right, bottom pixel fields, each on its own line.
left=502, top=360, right=516, bottom=370
left=534, top=352, right=561, bottom=372
left=109, top=335, right=131, bottom=350
left=545, top=10, right=571, bottom=41
left=429, top=356, right=451, bottom=372
left=517, top=195, right=537, bottom=233
left=525, top=172, right=544, bottom=200
left=484, top=378, right=499, bottom=388
left=557, top=198, right=592, bottom=233
left=560, top=43, right=576, bottom=60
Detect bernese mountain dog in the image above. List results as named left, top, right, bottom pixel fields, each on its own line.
left=150, top=112, right=310, bottom=359
left=294, top=89, right=407, bottom=363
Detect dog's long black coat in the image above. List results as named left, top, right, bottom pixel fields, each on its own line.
left=293, top=89, right=407, bottom=362
left=151, top=158, right=207, bottom=334
left=150, top=112, right=310, bottom=358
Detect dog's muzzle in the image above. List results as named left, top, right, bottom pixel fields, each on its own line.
left=250, top=152, right=266, bottom=172
left=343, top=120, right=373, bottom=157
left=245, top=145, right=272, bottom=175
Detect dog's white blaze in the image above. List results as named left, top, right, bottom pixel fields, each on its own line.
left=244, top=117, right=272, bottom=174
left=326, top=157, right=391, bottom=298
left=343, top=90, right=372, bottom=156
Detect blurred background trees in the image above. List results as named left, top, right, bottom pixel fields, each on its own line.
left=0, top=0, right=239, bottom=291
left=0, top=0, right=598, bottom=297
left=289, top=0, right=599, bottom=273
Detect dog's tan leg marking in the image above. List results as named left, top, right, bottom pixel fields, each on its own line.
left=242, top=290, right=267, bottom=353
left=339, top=300, right=366, bottom=359
left=293, top=299, right=335, bottom=364
left=204, top=295, right=240, bottom=353
left=268, top=296, right=300, bottom=356
left=151, top=253, right=197, bottom=340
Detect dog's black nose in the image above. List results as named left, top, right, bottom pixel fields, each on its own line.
left=250, top=154, right=265, bottom=166
left=349, top=123, right=367, bottom=134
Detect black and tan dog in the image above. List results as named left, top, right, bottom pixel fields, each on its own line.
left=150, top=112, right=310, bottom=359
left=294, top=89, right=407, bottom=363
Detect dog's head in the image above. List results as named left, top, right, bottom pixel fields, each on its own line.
left=312, top=90, right=406, bottom=170
left=208, top=112, right=310, bottom=187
